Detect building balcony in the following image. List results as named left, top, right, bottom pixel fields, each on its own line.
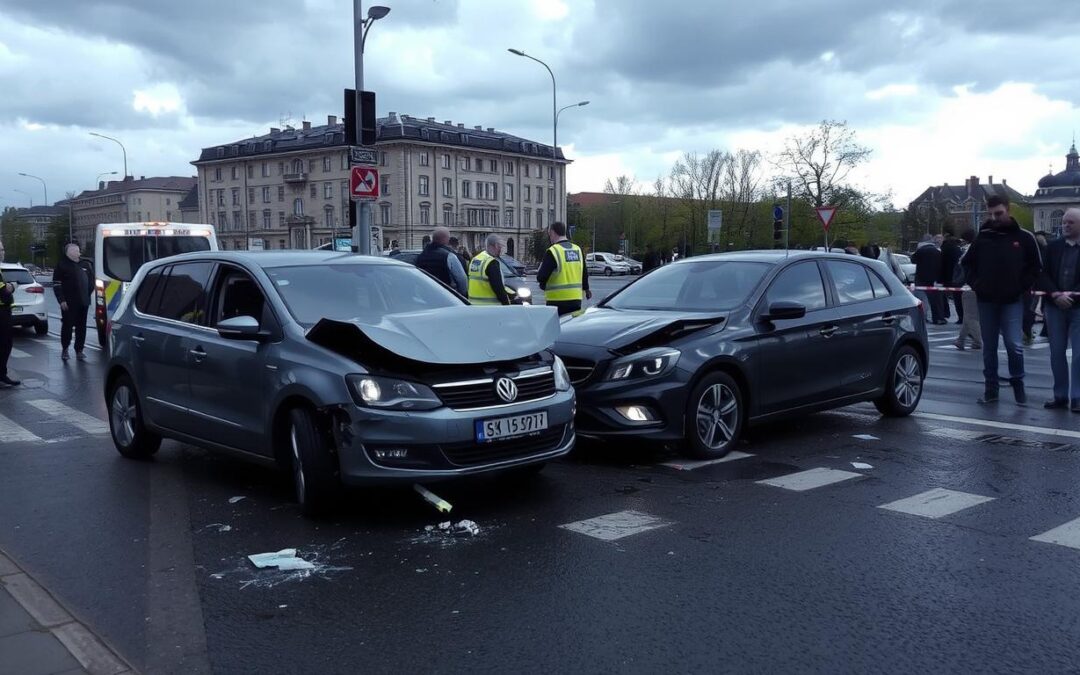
left=283, top=172, right=309, bottom=184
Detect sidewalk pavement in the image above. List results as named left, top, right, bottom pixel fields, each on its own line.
left=0, top=549, right=132, bottom=675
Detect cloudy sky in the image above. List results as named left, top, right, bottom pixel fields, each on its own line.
left=1, top=0, right=1078, bottom=210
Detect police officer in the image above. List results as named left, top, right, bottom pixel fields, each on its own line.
left=415, top=227, right=468, bottom=296
left=467, top=234, right=512, bottom=306
left=0, top=241, right=21, bottom=386
left=537, top=221, right=590, bottom=316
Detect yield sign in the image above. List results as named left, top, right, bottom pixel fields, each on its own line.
left=815, top=205, right=838, bottom=231
left=350, top=167, right=379, bottom=199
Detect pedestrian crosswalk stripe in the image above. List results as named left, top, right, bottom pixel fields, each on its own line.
left=1030, top=517, right=1080, bottom=550
left=10, top=348, right=30, bottom=359
left=25, top=400, right=109, bottom=435
left=757, top=467, right=862, bottom=492
left=661, top=451, right=754, bottom=470
left=878, top=488, right=994, bottom=519
left=560, top=510, right=671, bottom=541
left=0, top=413, right=42, bottom=443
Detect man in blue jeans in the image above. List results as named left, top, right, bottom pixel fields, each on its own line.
left=1039, top=207, right=1080, bottom=411
left=960, top=194, right=1043, bottom=404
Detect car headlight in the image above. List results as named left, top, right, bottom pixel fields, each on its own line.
left=553, top=356, right=571, bottom=392
left=346, top=375, right=442, bottom=410
left=516, top=286, right=532, bottom=299
left=606, top=348, right=681, bottom=382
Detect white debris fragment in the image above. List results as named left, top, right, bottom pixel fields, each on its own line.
left=210, top=573, right=225, bottom=580
left=202, top=523, right=232, bottom=533
left=247, top=549, right=315, bottom=571
left=851, top=462, right=874, bottom=470
left=852, top=434, right=879, bottom=441
left=451, top=520, right=480, bottom=536
left=414, top=484, right=452, bottom=513
left=229, top=496, right=247, bottom=504
left=278, top=605, right=288, bottom=609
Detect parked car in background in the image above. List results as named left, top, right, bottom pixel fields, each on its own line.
left=555, top=251, right=928, bottom=459
left=617, top=256, right=643, bottom=274
left=1, top=263, right=48, bottom=335
left=890, top=253, right=916, bottom=284
left=388, top=249, right=532, bottom=304
left=105, top=251, right=575, bottom=515
left=500, top=254, right=527, bottom=277
left=586, top=252, right=631, bottom=276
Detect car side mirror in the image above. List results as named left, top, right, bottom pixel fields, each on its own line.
left=763, top=301, right=806, bottom=322
left=217, top=315, right=265, bottom=341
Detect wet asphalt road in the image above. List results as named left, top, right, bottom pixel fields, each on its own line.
left=4, top=279, right=1080, bottom=673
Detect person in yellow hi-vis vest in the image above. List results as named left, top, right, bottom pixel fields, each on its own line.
left=537, top=221, right=591, bottom=316
left=468, top=234, right=512, bottom=306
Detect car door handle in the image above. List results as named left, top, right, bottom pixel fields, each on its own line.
left=131, top=334, right=145, bottom=345
left=819, top=325, right=838, bottom=338
left=189, top=347, right=207, bottom=363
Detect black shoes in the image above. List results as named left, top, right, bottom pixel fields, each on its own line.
left=0, top=376, right=20, bottom=386
left=978, top=388, right=999, bottom=404
left=1011, top=380, right=1027, bottom=405
left=1045, top=399, right=1069, bottom=409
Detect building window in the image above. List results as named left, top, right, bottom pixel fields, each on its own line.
left=292, top=159, right=304, bottom=174
left=294, top=198, right=304, bottom=216
left=232, top=188, right=240, bottom=206
left=549, top=208, right=555, bottom=224
left=548, top=188, right=554, bottom=205
left=548, top=166, right=554, bottom=180
left=166, top=198, right=171, bottom=206
left=279, top=239, right=286, bottom=249
left=166, top=211, right=172, bottom=221
left=476, top=157, right=484, bottom=172
left=420, top=205, right=430, bottom=225
left=467, top=209, right=478, bottom=227
left=233, top=210, right=242, bottom=230
left=380, top=203, right=391, bottom=225
left=489, top=160, right=497, bottom=173
left=419, top=175, right=430, bottom=196
left=341, top=180, right=348, bottom=199
left=248, top=211, right=256, bottom=228
left=420, top=152, right=430, bottom=167
left=443, top=205, right=452, bottom=225
left=505, top=183, right=514, bottom=201
left=524, top=186, right=531, bottom=202
left=324, top=205, right=334, bottom=227
left=537, top=208, right=544, bottom=229
left=263, top=210, right=272, bottom=228
left=323, top=157, right=332, bottom=172
left=278, top=186, right=285, bottom=202
left=524, top=164, right=529, bottom=178
left=247, top=165, right=254, bottom=179
left=278, top=162, right=285, bottom=176
left=442, top=177, right=452, bottom=197
left=308, top=159, right=315, bottom=174
left=341, top=154, right=349, bottom=170
left=442, top=154, right=451, bottom=169
left=380, top=152, right=388, bottom=166
left=262, top=162, right=270, bottom=177
left=537, top=188, right=543, bottom=205
left=324, top=182, right=333, bottom=199
left=505, top=162, right=514, bottom=175
left=279, top=212, right=286, bottom=227
left=381, top=177, right=390, bottom=195
left=231, top=166, right=239, bottom=180
left=504, top=209, right=513, bottom=227
left=262, top=187, right=271, bottom=203
left=214, top=167, right=222, bottom=182
left=461, top=157, right=471, bottom=171
left=248, top=187, right=255, bottom=203
left=462, top=181, right=472, bottom=199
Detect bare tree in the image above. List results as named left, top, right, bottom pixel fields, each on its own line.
left=774, top=120, right=872, bottom=208
left=719, top=149, right=764, bottom=247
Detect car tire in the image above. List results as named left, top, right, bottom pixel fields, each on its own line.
left=108, top=375, right=162, bottom=459
left=874, top=345, right=924, bottom=417
left=683, top=371, right=743, bottom=459
left=34, top=320, right=48, bottom=336
left=604, top=267, right=613, bottom=276
left=287, top=408, right=342, bottom=517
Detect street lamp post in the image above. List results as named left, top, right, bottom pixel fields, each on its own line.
left=96, top=171, right=118, bottom=188
left=352, top=2, right=390, bottom=256
left=89, top=132, right=128, bottom=179
left=555, top=100, right=589, bottom=223
left=17, top=173, right=48, bottom=206
left=508, top=49, right=562, bottom=230
left=12, top=189, right=32, bottom=207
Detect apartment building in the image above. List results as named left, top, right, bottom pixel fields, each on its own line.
left=191, top=113, right=569, bottom=256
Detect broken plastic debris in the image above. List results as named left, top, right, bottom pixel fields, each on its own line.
left=203, top=523, right=232, bottom=533
left=851, top=462, right=874, bottom=470
left=414, top=484, right=452, bottom=513
left=852, top=434, right=879, bottom=441
left=229, top=496, right=246, bottom=504
left=247, top=549, right=316, bottom=571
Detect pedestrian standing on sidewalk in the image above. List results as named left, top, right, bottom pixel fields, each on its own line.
left=52, top=243, right=94, bottom=361
left=940, top=228, right=964, bottom=323
left=1038, top=207, right=1080, bottom=411
left=960, top=194, right=1043, bottom=404
left=954, top=229, right=982, bottom=351
left=912, top=234, right=946, bottom=324
left=0, top=241, right=21, bottom=386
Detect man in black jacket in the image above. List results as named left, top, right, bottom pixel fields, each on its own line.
left=911, top=235, right=946, bottom=324
left=415, top=227, right=468, bottom=296
left=960, top=195, right=1043, bottom=404
left=1038, top=207, right=1080, bottom=411
left=939, top=228, right=964, bottom=322
left=52, top=243, right=94, bottom=361
left=0, top=241, right=20, bottom=386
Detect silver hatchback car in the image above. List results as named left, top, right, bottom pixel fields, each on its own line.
left=104, top=252, right=576, bottom=515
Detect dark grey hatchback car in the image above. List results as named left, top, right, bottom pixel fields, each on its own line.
left=554, top=251, right=929, bottom=458
left=104, top=252, right=575, bottom=515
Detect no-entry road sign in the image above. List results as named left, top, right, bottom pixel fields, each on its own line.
left=350, top=167, right=379, bottom=200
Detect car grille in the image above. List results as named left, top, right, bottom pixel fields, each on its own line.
left=560, top=356, right=597, bottom=386
left=434, top=369, right=556, bottom=410
left=441, top=426, right=567, bottom=466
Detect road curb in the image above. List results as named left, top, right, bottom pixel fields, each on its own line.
left=0, top=548, right=135, bottom=675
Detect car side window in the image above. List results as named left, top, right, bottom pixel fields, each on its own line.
left=765, top=262, right=827, bottom=311
left=868, top=269, right=892, bottom=298
left=825, top=260, right=875, bottom=305
left=134, top=267, right=165, bottom=314
left=213, top=268, right=267, bottom=328
left=154, top=262, right=215, bottom=325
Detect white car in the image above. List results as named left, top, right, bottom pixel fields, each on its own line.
left=891, top=253, right=916, bottom=284
left=1, top=263, right=48, bottom=335
left=616, top=255, right=643, bottom=274
left=586, top=252, right=631, bottom=276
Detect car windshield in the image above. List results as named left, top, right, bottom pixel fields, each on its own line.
left=268, top=262, right=465, bottom=325
left=604, top=260, right=770, bottom=312
left=103, top=235, right=212, bottom=282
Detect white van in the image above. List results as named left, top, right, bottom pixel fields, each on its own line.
left=93, top=222, right=218, bottom=347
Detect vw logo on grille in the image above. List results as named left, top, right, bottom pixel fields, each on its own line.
left=495, top=377, right=518, bottom=403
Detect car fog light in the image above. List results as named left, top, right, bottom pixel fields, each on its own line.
left=616, top=405, right=655, bottom=422
left=373, top=448, right=409, bottom=460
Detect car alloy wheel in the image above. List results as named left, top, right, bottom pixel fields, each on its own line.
left=111, top=384, right=137, bottom=448
left=893, top=353, right=922, bottom=409
left=605, top=267, right=613, bottom=276
left=696, top=383, right=738, bottom=451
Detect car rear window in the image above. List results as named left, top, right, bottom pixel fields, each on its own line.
left=103, top=235, right=212, bottom=282
left=1, top=269, right=35, bottom=284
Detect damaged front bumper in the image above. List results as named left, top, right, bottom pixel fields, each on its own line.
left=329, top=390, right=577, bottom=484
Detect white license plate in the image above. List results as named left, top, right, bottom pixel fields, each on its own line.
left=476, top=411, right=548, bottom=442
left=10, top=306, right=22, bottom=314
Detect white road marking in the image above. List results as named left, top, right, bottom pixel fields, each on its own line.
left=927, top=336, right=960, bottom=343
left=852, top=434, right=879, bottom=441
left=757, top=467, right=863, bottom=492
left=878, top=488, right=994, bottom=519
left=0, top=413, right=42, bottom=443
left=26, top=400, right=109, bottom=435
left=661, top=451, right=754, bottom=470
left=1031, top=516, right=1080, bottom=551
left=10, top=348, right=30, bottom=358
left=914, top=412, right=1080, bottom=441
left=560, top=510, right=671, bottom=541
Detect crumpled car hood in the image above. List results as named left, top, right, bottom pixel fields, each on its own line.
left=307, top=305, right=560, bottom=365
left=556, top=308, right=725, bottom=351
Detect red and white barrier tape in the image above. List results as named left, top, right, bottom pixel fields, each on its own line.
left=908, top=285, right=1080, bottom=297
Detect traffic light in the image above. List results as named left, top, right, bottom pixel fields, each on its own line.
left=773, top=217, right=783, bottom=246
left=343, top=89, right=378, bottom=146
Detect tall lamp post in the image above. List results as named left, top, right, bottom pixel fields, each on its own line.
left=352, top=2, right=390, bottom=256
left=17, top=173, right=48, bottom=207
left=96, top=171, right=118, bottom=188
left=89, top=132, right=128, bottom=179
left=12, top=189, right=32, bottom=207
left=556, top=100, right=588, bottom=224
left=508, top=49, right=563, bottom=231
